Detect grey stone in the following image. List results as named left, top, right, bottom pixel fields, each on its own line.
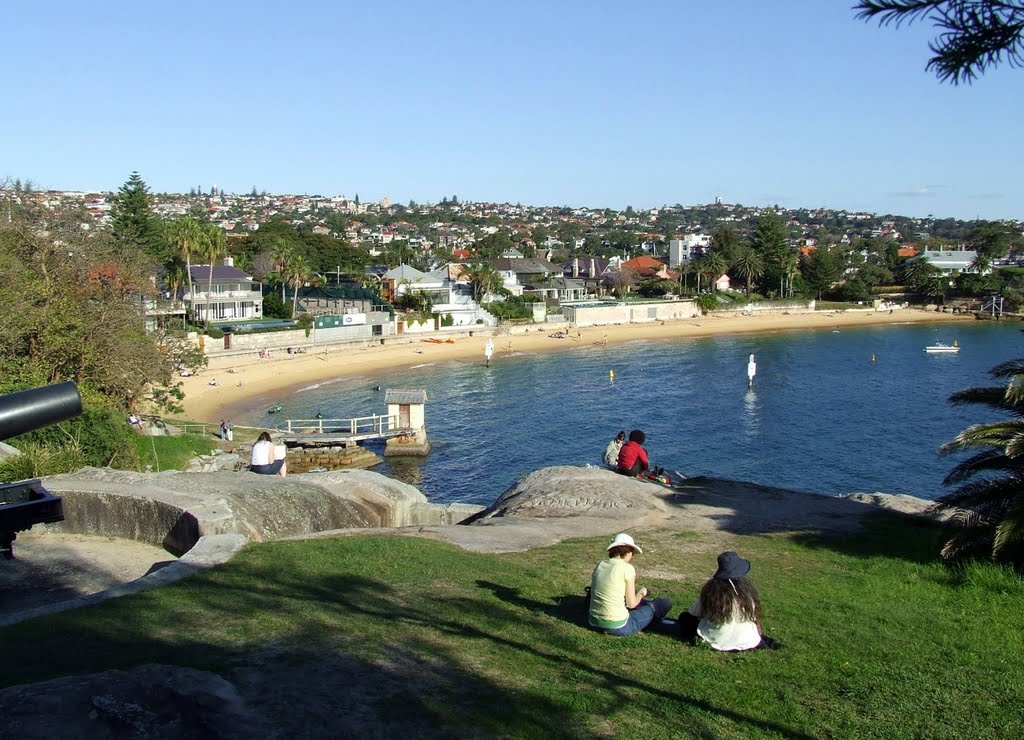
left=0, top=664, right=274, bottom=739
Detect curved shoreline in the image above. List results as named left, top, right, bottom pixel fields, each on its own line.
left=179, top=309, right=974, bottom=423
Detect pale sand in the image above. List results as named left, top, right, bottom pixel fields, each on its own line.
left=178, top=309, right=973, bottom=423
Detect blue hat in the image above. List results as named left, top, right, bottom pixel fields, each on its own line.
left=713, top=551, right=750, bottom=580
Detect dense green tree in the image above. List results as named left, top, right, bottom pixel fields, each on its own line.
left=855, top=1, right=1024, bottom=84
left=747, top=211, right=790, bottom=295
left=464, top=262, right=502, bottom=302
left=802, top=248, right=840, bottom=299
left=968, top=222, right=1012, bottom=259
left=109, top=172, right=162, bottom=259
left=901, top=256, right=941, bottom=292
left=711, top=224, right=743, bottom=265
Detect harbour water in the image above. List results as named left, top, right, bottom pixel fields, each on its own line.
left=235, top=320, right=1022, bottom=506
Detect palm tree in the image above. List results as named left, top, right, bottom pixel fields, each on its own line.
left=199, top=224, right=226, bottom=333
left=271, top=240, right=295, bottom=302
left=970, top=251, right=993, bottom=275
left=901, top=257, right=940, bottom=294
left=466, top=262, right=501, bottom=303
left=699, top=251, right=728, bottom=292
left=286, top=254, right=312, bottom=319
left=171, top=217, right=202, bottom=317
left=936, top=358, right=1024, bottom=566
left=732, top=248, right=764, bottom=297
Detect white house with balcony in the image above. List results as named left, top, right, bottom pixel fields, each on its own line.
left=668, top=234, right=711, bottom=267
left=186, top=257, right=263, bottom=324
left=911, top=249, right=980, bottom=275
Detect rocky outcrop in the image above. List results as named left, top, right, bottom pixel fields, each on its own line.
left=409, top=466, right=942, bottom=554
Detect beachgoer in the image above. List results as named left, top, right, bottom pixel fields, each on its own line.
left=226, top=420, right=234, bottom=442
left=315, top=410, right=323, bottom=420
left=219, top=419, right=227, bottom=440
left=677, top=551, right=780, bottom=651
left=617, top=430, right=651, bottom=477
left=128, top=412, right=142, bottom=431
left=250, top=432, right=287, bottom=477
left=603, top=431, right=626, bottom=469
left=208, top=378, right=218, bottom=387
left=588, top=533, right=672, bottom=636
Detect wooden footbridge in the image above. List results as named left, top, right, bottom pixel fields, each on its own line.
left=278, top=414, right=412, bottom=446
left=276, top=389, right=428, bottom=451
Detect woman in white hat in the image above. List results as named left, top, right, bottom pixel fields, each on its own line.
left=588, top=533, right=672, bottom=636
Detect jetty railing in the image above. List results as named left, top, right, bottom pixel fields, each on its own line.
left=281, top=415, right=401, bottom=436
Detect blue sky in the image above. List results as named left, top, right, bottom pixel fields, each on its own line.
left=5, top=1, right=1022, bottom=220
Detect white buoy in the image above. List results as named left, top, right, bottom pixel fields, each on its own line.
left=484, top=337, right=494, bottom=367
left=747, top=353, right=756, bottom=389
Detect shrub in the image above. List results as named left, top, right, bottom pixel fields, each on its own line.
left=205, top=327, right=225, bottom=339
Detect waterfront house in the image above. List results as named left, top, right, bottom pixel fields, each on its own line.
left=186, top=258, right=263, bottom=324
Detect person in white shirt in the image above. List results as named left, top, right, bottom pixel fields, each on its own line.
left=678, top=551, right=781, bottom=651
left=250, top=432, right=286, bottom=477
left=603, top=431, right=626, bottom=469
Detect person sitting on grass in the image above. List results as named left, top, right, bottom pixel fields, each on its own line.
left=588, top=533, right=672, bottom=637
left=250, top=431, right=287, bottom=477
left=677, top=551, right=781, bottom=651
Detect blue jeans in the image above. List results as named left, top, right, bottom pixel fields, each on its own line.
left=604, top=598, right=672, bottom=637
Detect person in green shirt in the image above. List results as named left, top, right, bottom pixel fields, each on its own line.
left=588, top=533, right=672, bottom=636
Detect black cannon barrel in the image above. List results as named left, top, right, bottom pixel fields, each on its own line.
left=0, top=381, right=83, bottom=442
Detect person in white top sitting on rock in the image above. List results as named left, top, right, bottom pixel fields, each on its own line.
left=677, top=551, right=782, bottom=651
left=250, top=431, right=286, bottom=477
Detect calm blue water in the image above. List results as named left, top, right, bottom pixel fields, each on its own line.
left=233, top=321, right=1023, bottom=505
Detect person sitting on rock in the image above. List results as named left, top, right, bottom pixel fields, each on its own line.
left=250, top=431, right=287, bottom=477
left=616, top=429, right=652, bottom=477
left=677, top=551, right=781, bottom=651
left=603, top=430, right=626, bottom=469
left=588, top=533, right=672, bottom=636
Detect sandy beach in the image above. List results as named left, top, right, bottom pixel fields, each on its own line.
left=178, top=308, right=974, bottom=423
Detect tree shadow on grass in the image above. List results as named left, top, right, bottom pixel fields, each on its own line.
left=1, top=552, right=815, bottom=739
left=665, top=476, right=948, bottom=567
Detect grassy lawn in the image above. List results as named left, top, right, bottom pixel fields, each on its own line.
left=2, top=515, right=1022, bottom=737
left=129, top=432, right=217, bottom=472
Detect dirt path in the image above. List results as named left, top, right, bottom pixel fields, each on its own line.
left=0, top=532, right=174, bottom=616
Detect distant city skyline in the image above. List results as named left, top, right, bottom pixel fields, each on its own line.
left=5, top=2, right=1022, bottom=222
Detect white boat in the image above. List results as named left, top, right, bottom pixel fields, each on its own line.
left=925, top=341, right=959, bottom=354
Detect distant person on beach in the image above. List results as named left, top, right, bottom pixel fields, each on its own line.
left=616, top=429, right=651, bottom=477
left=603, top=431, right=626, bottom=469
left=219, top=419, right=228, bottom=440
left=128, top=412, right=142, bottom=431
left=588, top=533, right=672, bottom=636
left=677, top=551, right=781, bottom=651
left=250, top=432, right=287, bottom=477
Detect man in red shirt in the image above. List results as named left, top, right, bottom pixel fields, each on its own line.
left=616, top=429, right=651, bottom=477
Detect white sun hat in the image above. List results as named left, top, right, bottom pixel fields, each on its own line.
left=606, top=532, right=642, bottom=554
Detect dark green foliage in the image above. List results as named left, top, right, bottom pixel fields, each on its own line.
left=262, top=291, right=290, bottom=319
left=484, top=299, right=533, bottom=320
left=855, top=1, right=1024, bottom=84
left=109, top=172, right=163, bottom=259
left=801, top=248, right=840, bottom=299
left=205, top=327, right=225, bottom=339
left=637, top=278, right=675, bottom=297
left=441, top=313, right=455, bottom=327
left=835, top=276, right=871, bottom=302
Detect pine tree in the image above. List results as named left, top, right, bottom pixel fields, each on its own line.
left=109, top=171, right=162, bottom=259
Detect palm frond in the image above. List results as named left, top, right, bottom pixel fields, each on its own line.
left=948, top=386, right=1024, bottom=415
left=936, top=472, right=1024, bottom=512
left=992, top=497, right=1024, bottom=557
left=941, top=449, right=1024, bottom=484
left=989, top=358, right=1024, bottom=379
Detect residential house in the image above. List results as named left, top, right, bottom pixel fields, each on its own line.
left=668, top=235, right=710, bottom=266
left=383, top=264, right=451, bottom=306
left=911, top=249, right=980, bottom=274
left=486, top=256, right=563, bottom=299
left=186, top=258, right=263, bottom=324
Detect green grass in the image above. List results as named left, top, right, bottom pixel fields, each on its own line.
left=3, top=515, right=1022, bottom=737
left=130, top=432, right=217, bottom=472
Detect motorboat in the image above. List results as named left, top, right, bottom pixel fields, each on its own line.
left=925, top=341, right=959, bottom=354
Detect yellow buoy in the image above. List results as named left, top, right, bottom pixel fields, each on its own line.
left=609, top=370, right=615, bottom=382
left=871, top=354, right=876, bottom=363
left=953, top=339, right=958, bottom=347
